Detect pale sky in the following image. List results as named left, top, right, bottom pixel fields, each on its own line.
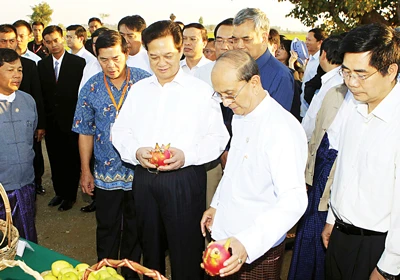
left=5, top=0, right=308, bottom=31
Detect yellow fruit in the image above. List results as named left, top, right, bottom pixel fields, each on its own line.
left=59, top=271, right=79, bottom=280
left=97, top=270, right=112, bottom=280
left=75, top=263, right=90, bottom=273
left=60, top=267, right=78, bottom=276
left=106, top=267, right=117, bottom=275
left=87, top=272, right=98, bottom=280
left=51, top=260, right=73, bottom=277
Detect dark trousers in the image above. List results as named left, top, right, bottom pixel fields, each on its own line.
left=45, top=119, right=80, bottom=201
left=133, top=166, right=206, bottom=280
left=96, top=187, right=140, bottom=279
left=325, top=226, right=387, bottom=280
left=33, top=139, right=44, bottom=185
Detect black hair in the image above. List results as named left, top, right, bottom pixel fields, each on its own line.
left=308, top=28, right=327, bottom=42
left=183, top=23, right=208, bottom=42
left=66, top=25, right=87, bottom=43
left=91, top=27, right=109, bottom=39
left=339, top=23, right=400, bottom=75
left=320, top=35, right=343, bottom=65
left=0, top=24, right=17, bottom=37
left=214, top=18, right=233, bottom=39
left=118, top=15, right=146, bottom=32
left=42, top=25, right=63, bottom=38
left=13, top=20, right=32, bottom=34
left=0, top=48, right=20, bottom=67
left=95, top=29, right=129, bottom=55
left=31, top=21, right=44, bottom=28
left=142, top=20, right=182, bottom=51
left=88, top=17, right=102, bottom=25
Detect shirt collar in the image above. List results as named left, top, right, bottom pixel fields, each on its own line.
left=255, top=49, right=272, bottom=69
left=321, top=66, right=341, bottom=84
left=149, top=68, right=187, bottom=87
left=356, top=82, right=400, bottom=122
left=180, top=55, right=211, bottom=69
left=53, top=50, right=65, bottom=67
left=0, top=92, right=16, bottom=102
left=309, top=50, right=320, bottom=61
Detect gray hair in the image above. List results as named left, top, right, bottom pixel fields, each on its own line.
left=215, top=50, right=260, bottom=82
left=233, top=8, right=270, bottom=34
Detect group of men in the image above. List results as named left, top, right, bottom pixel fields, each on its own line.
left=0, top=6, right=399, bottom=280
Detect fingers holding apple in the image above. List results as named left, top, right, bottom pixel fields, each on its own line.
left=218, top=237, right=248, bottom=277
left=158, top=147, right=185, bottom=171
left=136, top=147, right=157, bottom=169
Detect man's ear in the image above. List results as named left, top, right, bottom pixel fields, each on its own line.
left=386, top=63, right=399, bottom=81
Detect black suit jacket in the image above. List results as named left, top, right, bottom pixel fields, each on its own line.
left=19, top=57, right=46, bottom=129
left=37, top=51, right=85, bottom=132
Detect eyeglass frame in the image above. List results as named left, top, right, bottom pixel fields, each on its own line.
left=213, top=80, right=248, bottom=102
left=338, top=66, right=385, bottom=83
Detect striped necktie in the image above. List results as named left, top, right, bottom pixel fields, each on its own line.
left=54, top=60, right=59, bottom=81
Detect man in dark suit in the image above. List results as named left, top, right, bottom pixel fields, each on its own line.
left=38, top=25, right=85, bottom=211
left=0, top=24, right=46, bottom=194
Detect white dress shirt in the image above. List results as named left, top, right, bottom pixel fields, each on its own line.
left=22, top=50, right=41, bottom=64
left=180, top=56, right=211, bottom=76
left=210, top=93, right=308, bottom=263
left=111, top=69, right=229, bottom=167
left=300, top=50, right=320, bottom=117
left=302, top=66, right=343, bottom=141
left=0, top=92, right=16, bottom=102
left=78, top=59, right=102, bottom=92
left=71, top=47, right=96, bottom=65
left=327, top=83, right=400, bottom=275
left=194, top=61, right=215, bottom=87
left=127, top=47, right=152, bottom=74
left=52, top=52, right=65, bottom=79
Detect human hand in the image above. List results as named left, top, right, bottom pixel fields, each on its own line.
left=80, top=170, right=95, bottom=196
left=35, top=129, right=46, bottom=142
left=136, top=147, right=157, bottom=169
left=158, top=147, right=185, bottom=171
left=369, top=267, right=386, bottom=280
left=289, top=50, right=299, bottom=69
left=218, top=237, right=248, bottom=277
left=220, top=151, right=228, bottom=170
left=322, top=223, right=334, bottom=249
left=201, top=207, right=216, bottom=237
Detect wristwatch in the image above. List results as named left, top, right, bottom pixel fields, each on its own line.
left=376, top=266, right=397, bottom=280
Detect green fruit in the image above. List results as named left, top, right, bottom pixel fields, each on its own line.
left=51, top=260, right=73, bottom=277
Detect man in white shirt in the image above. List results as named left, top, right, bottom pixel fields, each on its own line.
left=112, top=20, right=229, bottom=280
left=13, top=20, right=41, bottom=64
left=201, top=50, right=308, bottom=279
left=302, top=35, right=344, bottom=141
left=180, top=23, right=211, bottom=75
left=322, top=23, right=400, bottom=280
left=66, top=25, right=96, bottom=65
left=118, top=15, right=152, bottom=73
left=300, top=28, right=326, bottom=117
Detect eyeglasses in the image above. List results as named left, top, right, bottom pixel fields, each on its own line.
left=339, top=67, right=382, bottom=83
left=213, top=81, right=248, bottom=102
left=215, top=38, right=234, bottom=45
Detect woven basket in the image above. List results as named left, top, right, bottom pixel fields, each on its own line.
left=83, top=258, right=168, bottom=280
left=0, top=183, right=19, bottom=271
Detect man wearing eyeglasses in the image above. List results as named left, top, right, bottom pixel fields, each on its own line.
left=321, top=23, right=400, bottom=280
left=232, top=8, right=295, bottom=113
left=201, top=50, right=308, bottom=279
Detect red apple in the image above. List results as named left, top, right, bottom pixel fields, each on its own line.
left=149, top=143, right=171, bottom=167
left=201, top=239, right=231, bottom=276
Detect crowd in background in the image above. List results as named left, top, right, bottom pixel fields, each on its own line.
left=0, top=6, right=399, bottom=280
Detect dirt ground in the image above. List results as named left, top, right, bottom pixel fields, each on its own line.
left=35, top=141, right=293, bottom=279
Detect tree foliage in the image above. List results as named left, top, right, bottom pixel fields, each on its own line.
left=199, top=16, right=204, bottom=25
left=278, top=0, right=399, bottom=33
left=29, top=1, right=53, bottom=26
left=170, top=13, right=176, bottom=22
